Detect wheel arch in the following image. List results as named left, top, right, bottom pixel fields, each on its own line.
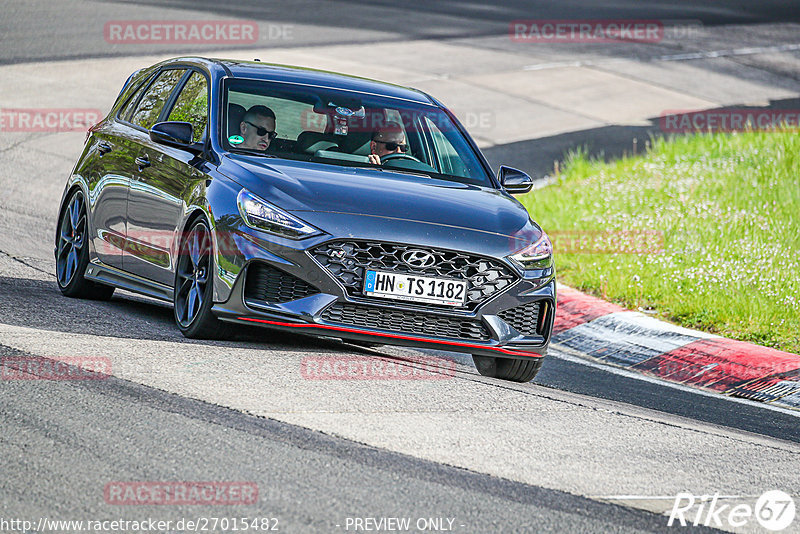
left=181, top=208, right=210, bottom=236
left=54, top=181, right=90, bottom=253
left=174, top=207, right=214, bottom=262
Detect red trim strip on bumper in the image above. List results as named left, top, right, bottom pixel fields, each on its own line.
left=236, top=316, right=544, bottom=358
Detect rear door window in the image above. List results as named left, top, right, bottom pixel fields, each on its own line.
left=166, top=71, right=209, bottom=142
left=117, top=71, right=154, bottom=123
left=129, top=69, right=186, bottom=130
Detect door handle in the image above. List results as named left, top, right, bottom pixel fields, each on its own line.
left=97, top=141, right=113, bottom=155
left=135, top=155, right=151, bottom=171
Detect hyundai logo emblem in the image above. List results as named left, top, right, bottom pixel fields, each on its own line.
left=401, top=249, right=436, bottom=268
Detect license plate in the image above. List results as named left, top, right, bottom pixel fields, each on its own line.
left=363, top=270, right=467, bottom=307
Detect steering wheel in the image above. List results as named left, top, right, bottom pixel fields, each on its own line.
left=380, top=152, right=421, bottom=164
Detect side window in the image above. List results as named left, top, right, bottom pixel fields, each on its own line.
left=227, top=90, right=321, bottom=141
left=118, top=72, right=155, bottom=123
left=167, top=72, right=209, bottom=142
left=425, top=116, right=466, bottom=177
left=130, top=69, right=186, bottom=130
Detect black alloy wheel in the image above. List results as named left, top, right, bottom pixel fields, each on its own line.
left=174, top=219, right=224, bottom=339
left=55, top=189, right=114, bottom=300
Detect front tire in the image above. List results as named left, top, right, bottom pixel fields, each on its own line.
left=174, top=219, right=225, bottom=339
left=55, top=189, right=115, bottom=300
left=472, top=355, right=543, bottom=382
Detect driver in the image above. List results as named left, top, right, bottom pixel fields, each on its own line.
left=239, top=105, right=277, bottom=151
left=368, top=121, right=408, bottom=165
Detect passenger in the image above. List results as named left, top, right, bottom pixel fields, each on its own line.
left=239, top=105, right=277, bottom=151
left=368, top=122, right=408, bottom=165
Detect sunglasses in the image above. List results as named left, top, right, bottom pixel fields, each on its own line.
left=244, top=121, right=278, bottom=140
left=375, top=140, right=409, bottom=152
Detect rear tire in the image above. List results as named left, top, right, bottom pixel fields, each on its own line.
left=55, top=189, right=115, bottom=300
left=174, top=219, right=225, bottom=339
left=472, top=355, right=543, bottom=382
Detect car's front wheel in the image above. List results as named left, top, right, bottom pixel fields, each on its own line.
left=55, top=189, right=115, bottom=300
left=472, top=355, right=543, bottom=382
left=174, top=219, right=224, bottom=339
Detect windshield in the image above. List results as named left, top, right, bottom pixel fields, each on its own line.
left=221, top=78, right=493, bottom=186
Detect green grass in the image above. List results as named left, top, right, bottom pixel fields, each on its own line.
left=518, top=131, right=800, bottom=354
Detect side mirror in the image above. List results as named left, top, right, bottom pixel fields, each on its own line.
left=150, top=121, right=202, bottom=154
left=498, top=166, right=534, bottom=194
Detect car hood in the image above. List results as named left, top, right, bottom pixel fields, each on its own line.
left=219, top=154, right=535, bottom=241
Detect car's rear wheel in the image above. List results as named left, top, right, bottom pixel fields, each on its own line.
left=55, top=189, right=115, bottom=300
left=472, top=355, right=543, bottom=382
left=174, top=219, right=224, bottom=339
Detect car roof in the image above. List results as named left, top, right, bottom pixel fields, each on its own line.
left=160, top=56, right=437, bottom=105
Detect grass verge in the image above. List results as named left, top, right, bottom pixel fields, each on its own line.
left=518, top=130, right=800, bottom=354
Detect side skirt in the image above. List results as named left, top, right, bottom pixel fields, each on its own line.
left=83, top=261, right=174, bottom=302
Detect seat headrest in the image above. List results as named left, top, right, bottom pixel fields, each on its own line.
left=339, top=131, right=372, bottom=155
left=227, top=104, right=246, bottom=137
left=297, top=131, right=339, bottom=154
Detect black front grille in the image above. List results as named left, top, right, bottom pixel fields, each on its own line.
left=311, top=241, right=516, bottom=309
left=497, top=301, right=544, bottom=336
left=244, top=263, right=320, bottom=304
left=321, top=303, right=490, bottom=341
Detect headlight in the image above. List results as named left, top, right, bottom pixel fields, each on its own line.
left=237, top=189, right=320, bottom=239
left=509, top=231, right=553, bottom=270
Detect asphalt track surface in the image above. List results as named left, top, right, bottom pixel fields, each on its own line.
left=1, top=2, right=800, bottom=533
left=2, top=342, right=710, bottom=534
left=2, top=0, right=800, bottom=65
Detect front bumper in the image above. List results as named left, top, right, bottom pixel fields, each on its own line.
left=211, top=237, right=556, bottom=360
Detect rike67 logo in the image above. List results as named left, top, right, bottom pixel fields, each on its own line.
left=668, top=490, right=796, bottom=531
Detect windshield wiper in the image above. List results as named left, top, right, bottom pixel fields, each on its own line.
left=370, top=167, right=432, bottom=179
left=230, top=148, right=277, bottom=158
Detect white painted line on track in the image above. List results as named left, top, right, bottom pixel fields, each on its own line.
left=523, top=43, right=800, bottom=71
left=591, top=494, right=747, bottom=500
left=656, top=43, right=800, bottom=62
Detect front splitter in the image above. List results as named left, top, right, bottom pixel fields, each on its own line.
left=223, top=315, right=547, bottom=360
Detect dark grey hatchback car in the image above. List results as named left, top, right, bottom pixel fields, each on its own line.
left=55, top=57, right=556, bottom=382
